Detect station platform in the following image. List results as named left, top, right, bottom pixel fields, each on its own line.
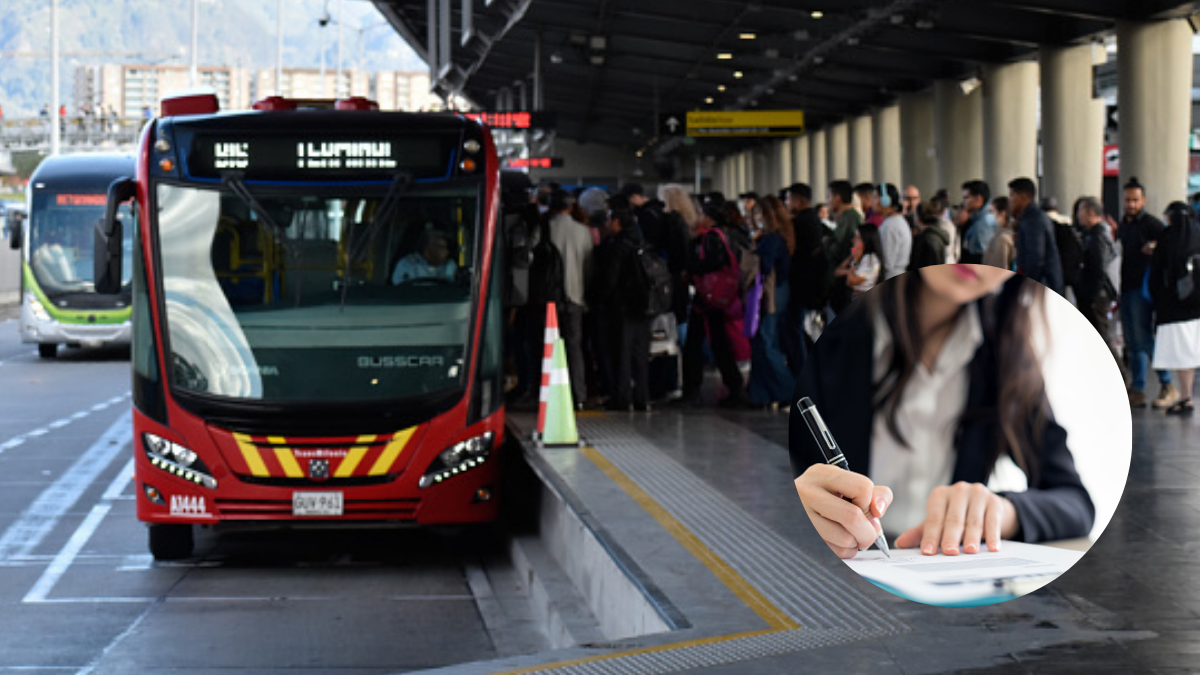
left=424, top=402, right=1197, bottom=675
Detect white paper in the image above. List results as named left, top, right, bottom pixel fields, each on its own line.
left=843, top=540, right=1085, bottom=605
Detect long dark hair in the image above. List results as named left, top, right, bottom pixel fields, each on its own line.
left=858, top=224, right=883, bottom=264
left=868, top=272, right=1048, bottom=483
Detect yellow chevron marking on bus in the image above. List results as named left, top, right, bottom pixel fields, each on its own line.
left=335, top=435, right=377, bottom=477
left=368, top=427, right=416, bottom=475
left=233, top=433, right=269, bottom=477
left=273, top=450, right=303, bottom=477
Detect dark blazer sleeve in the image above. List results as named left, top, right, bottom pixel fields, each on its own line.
left=996, top=416, right=1095, bottom=543
left=1017, top=213, right=1045, bottom=282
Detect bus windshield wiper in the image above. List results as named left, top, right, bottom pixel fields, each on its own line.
left=339, top=171, right=413, bottom=310
left=221, top=172, right=287, bottom=238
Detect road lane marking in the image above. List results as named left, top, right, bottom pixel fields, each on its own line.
left=0, top=393, right=130, bottom=457
left=0, top=412, right=131, bottom=562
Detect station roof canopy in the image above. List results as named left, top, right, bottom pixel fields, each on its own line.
left=373, top=0, right=1200, bottom=149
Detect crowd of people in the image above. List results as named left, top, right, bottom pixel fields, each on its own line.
left=500, top=170, right=1200, bottom=416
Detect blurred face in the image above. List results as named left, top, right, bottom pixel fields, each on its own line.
left=1008, top=190, right=1031, bottom=216
left=1076, top=205, right=1101, bottom=228
left=423, top=237, right=450, bottom=266
left=858, top=191, right=876, bottom=212
left=817, top=204, right=831, bottom=220
left=989, top=205, right=1008, bottom=227
left=1124, top=188, right=1145, bottom=217
left=903, top=187, right=921, bottom=214
left=851, top=232, right=863, bottom=259
left=786, top=193, right=807, bottom=212
left=741, top=198, right=756, bottom=216
left=961, top=190, right=983, bottom=213
left=752, top=205, right=766, bottom=229
left=921, top=265, right=1015, bottom=307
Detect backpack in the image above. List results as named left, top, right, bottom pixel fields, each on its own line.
left=693, top=227, right=742, bottom=316
left=527, top=219, right=564, bottom=306
left=1055, top=222, right=1084, bottom=287
left=628, top=242, right=674, bottom=317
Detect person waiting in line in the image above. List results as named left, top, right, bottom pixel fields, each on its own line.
left=825, top=181, right=863, bottom=314
left=785, top=183, right=831, bottom=378
left=909, top=202, right=952, bottom=271
left=834, top=224, right=884, bottom=300
left=876, top=183, right=911, bottom=282
left=1148, top=202, right=1200, bottom=416
left=747, top=195, right=796, bottom=409
left=854, top=183, right=884, bottom=227
left=547, top=189, right=594, bottom=409
left=738, top=191, right=760, bottom=235
left=1119, top=177, right=1176, bottom=410
left=958, top=180, right=993, bottom=265
left=1074, top=197, right=1118, bottom=354
left=791, top=268, right=1095, bottom=558
left=1008, top=177, right=1063, bottom=295
left=392, top=229, right=457, bottom=285
left=679, top=204, right=747, bottom=408
left=660, top=184, right=701, bottom=325
left=594, top=195, right=653, bottom=413
left=929, top=189, right=961, bottom=265
left=901, top=185, right=922, bottom=224
left=815, top=202, right=836, bottom=232
left=983, top=196, right=1016, bottom=271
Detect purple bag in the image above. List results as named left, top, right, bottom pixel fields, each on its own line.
left=743, top=273, right=763, bottom=338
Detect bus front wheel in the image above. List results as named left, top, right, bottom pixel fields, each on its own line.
left=148, top=524, right=194, bottom=560
left=37, top=344, right=57, bottom=359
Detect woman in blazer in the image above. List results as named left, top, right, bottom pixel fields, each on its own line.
left=790, top=266, right=1094, bottom=559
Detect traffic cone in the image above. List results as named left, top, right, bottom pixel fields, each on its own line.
left=535, top=303, right=579, bottom=447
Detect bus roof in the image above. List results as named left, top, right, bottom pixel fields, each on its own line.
left=161, top=109, right=483, bottom=135
left=30, top=153, right=137, bottom=192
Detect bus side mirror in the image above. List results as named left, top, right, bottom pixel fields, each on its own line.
left=7, top=211, right=22, bottom=250
left=94, top=177, right=136, bottom=295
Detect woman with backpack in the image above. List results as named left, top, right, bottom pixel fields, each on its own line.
left=1149, top=202, right=1200, bottom=415
left=747, top=195, right=796, bottom=409
left=678, top=204, right=748, bottom=408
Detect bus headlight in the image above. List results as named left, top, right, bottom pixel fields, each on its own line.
left=143, top=433, right=217, bottom=489
left=418, top=432, right=493, bottom=489
left=26, top=294, right=50, bottom=322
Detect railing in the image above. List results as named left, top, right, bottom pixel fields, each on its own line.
left=0, top=117, right=146, bottom=151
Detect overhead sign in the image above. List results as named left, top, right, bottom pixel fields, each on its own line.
left=463, top=112, right=556, bottom=131
left=504, top=157, right=563, bottom=170
left=687, top=110, right=805, bottom=137
left=1103, top=145, right=1119, bottom=177
left=659, top=112, right=687, bottom=137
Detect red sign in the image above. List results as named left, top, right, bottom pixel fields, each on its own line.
left=55, top=194, right=107, bottom=206
left=1103, top=145, right=1119, bottom=177
left=504, top=157, right=563, bottom=170
left=465, top=112, right=532, bottom=129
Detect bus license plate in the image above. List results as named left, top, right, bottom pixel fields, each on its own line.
left=292, top=491, right=343, bottom=516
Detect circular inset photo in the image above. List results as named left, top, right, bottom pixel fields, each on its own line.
left=789, top=265, right=1131, bottom=606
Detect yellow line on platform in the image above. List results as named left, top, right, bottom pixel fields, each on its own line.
left=487, top=445, right=799, bottom=674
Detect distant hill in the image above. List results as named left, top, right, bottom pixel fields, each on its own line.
left=0, top=0, right=425, bottom=117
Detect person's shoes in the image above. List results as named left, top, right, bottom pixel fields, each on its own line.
left=1166, top=399, right=1195, bottom=416
left=1153, top=383, right=1180, bottom=409
left=718, top=394, right=751, bottom=409
left=1128, top=390, right=1147, bottom=408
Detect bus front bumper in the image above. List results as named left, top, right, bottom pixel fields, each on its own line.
left=20, top=300, right=131, bottom=347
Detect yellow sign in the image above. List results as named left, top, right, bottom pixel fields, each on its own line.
left=687, top=110, right=805, bottom=137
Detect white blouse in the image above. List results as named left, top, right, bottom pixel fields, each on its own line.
left=870, top=302, right=983, bottom=536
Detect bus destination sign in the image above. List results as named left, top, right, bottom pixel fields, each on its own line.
left=188, top=135, right=450, bottom=180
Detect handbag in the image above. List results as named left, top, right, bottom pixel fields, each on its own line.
left=693, top=228, right=742, bottom=317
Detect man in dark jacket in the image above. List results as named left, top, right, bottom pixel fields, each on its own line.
left=594, top=196, right=652, bottom=412
left=1008, top=177, right=1063, bottom=294
left=784, top=183, right=828, bottom=377
left=1075, top=197, right=1118, bottom=349
left=1118, top=177, right=1174, bottom=409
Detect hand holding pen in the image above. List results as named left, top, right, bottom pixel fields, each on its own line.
left=793, top=397, right=893, bottom=559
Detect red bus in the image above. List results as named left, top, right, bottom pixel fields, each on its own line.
left=95, top=95, right=505, bottom=559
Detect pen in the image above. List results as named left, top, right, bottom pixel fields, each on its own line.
left=797, top=396, right=891, bottom=558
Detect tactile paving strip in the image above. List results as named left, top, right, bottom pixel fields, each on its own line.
left=499, top=416, right=908, bottom=674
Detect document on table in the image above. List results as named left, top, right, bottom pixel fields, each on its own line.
left=842, top=540, right=1085, bottom=605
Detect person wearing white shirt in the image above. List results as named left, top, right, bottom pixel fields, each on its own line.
left=876, top=183, right=911, bottom=281
left=791, top=266, right=1094, bottom=559
left=391, top=230, right=458, bottom=285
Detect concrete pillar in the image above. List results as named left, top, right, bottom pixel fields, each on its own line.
left=779, top=138, right=794, bottom=189
left=735, top=152, right=746, bottom=194
left=827, top=121, right=849, bottom=184
left=849, top=114, right=874, bottom=184
left=900, top=90, right=937, bottom=197
left=1117, top=20, right=1193, bottom=216
left=872, top=103, right=902, bottom=184
left=809, top=128, right=828, bottom=198
left=983, top=60, right=1039, bottom=197
left=1041, top=44, right=1106, bottom=208
left=934, top=79, right=984, bottom=194
left=793, top=135, right=810, bottom=186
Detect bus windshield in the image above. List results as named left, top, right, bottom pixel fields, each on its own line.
left=29, top=192, right=134, bottom=297
left=156, top=180, right=482, bottom=404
